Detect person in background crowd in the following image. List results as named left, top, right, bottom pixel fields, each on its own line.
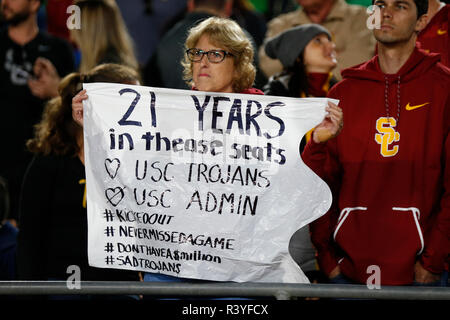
left=417, top=0, right=449, bottom=67
left=24, top=0, right=141, bottom=117
left=302, top=0, right=450, bottom=286
left=262, top=24, right=338, bottom=282
left=144, top=0, right=233, bottom=89
left=0, top=0, right=74, bottom=226
left=71, top=0, right=139, bottom=74
left=231, top=0, right=267, bottom=49
left=263, top=24, right=338, bottom=104
left=414, top=0, right=450, bottom=286
left=72, top=17, right=343, bottom=291
left=254, top=0, right=298, bottom=21
left=264, top=23, right=339, bottom=152
left=27, top=0, right=141, bottom=106
left=347, top=0, right=372, bottom=6
left=116, top=0, right=188, bottom=66
left=17, top=63, right=141, bottom=299
left=45, top=0, right=75, bottom=45
left=259, top=0, right=376, bottom=81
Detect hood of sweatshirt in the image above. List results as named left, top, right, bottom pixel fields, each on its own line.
left=341, top=46, right=441, bottom=84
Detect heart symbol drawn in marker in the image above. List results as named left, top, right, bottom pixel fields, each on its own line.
left=105, top=158, right=121, bottom=179
left=105, top=186, right=125, bottom=207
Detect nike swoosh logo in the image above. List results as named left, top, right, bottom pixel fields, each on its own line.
left=405, top=102, right=430, bottom=111
left=437, top=29, right=447, bottom=35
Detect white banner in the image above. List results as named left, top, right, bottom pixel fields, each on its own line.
left=84, top=83, right=334, bottom=283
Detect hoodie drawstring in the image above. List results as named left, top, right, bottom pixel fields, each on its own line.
left=384, top=75, right=401, bottom=126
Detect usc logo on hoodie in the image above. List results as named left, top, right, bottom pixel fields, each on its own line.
left=375, top=117, right=400, bottom=157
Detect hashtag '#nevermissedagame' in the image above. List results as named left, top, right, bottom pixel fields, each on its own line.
left=104, top=226, right=115, bottom=237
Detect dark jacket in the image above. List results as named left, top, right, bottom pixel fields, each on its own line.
left=17, top=154, right=139, bottom=281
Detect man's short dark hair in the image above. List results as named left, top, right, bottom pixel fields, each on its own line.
left=372, top=0, right=428, bottom=18
left=413, top=0, right=428, bottom=18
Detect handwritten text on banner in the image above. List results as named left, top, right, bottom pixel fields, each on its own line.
left=84, top=83, right=334, bottom=283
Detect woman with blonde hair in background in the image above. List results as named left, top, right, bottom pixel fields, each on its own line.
left=72, top=0, right=139, bottom=73
left=262, top=24, right=339, bottom=284
left=29, top=0, right=139, bottom=100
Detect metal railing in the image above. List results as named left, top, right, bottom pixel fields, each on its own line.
left=0, top=281, right=449, bottom=300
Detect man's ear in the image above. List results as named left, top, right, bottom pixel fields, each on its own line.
left=31, top=0, right=41, bottom=14
left=415, top=14, right=428, bottom=33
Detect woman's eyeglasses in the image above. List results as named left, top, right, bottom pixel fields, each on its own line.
left=186, top=48, right=234, bottom=63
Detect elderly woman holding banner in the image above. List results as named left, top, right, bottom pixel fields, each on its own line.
left=72, top=17, right=343, bottom=287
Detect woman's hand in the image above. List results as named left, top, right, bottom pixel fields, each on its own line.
left=72, top=89, right=88, bottom=127
left=312, top=101, right=343, bottom=143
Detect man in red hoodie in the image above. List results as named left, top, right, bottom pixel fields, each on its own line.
left=417, top=0, right=449, bottom=67
left=303, top=0, right=450, bottom=285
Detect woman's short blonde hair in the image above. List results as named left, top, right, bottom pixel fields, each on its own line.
left=182, top=17, right=256, bottom=93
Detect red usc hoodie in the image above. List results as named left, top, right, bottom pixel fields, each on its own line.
left=303, top=46, right=450, bottom=285
left=417, top=4, right=449, bottom=68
